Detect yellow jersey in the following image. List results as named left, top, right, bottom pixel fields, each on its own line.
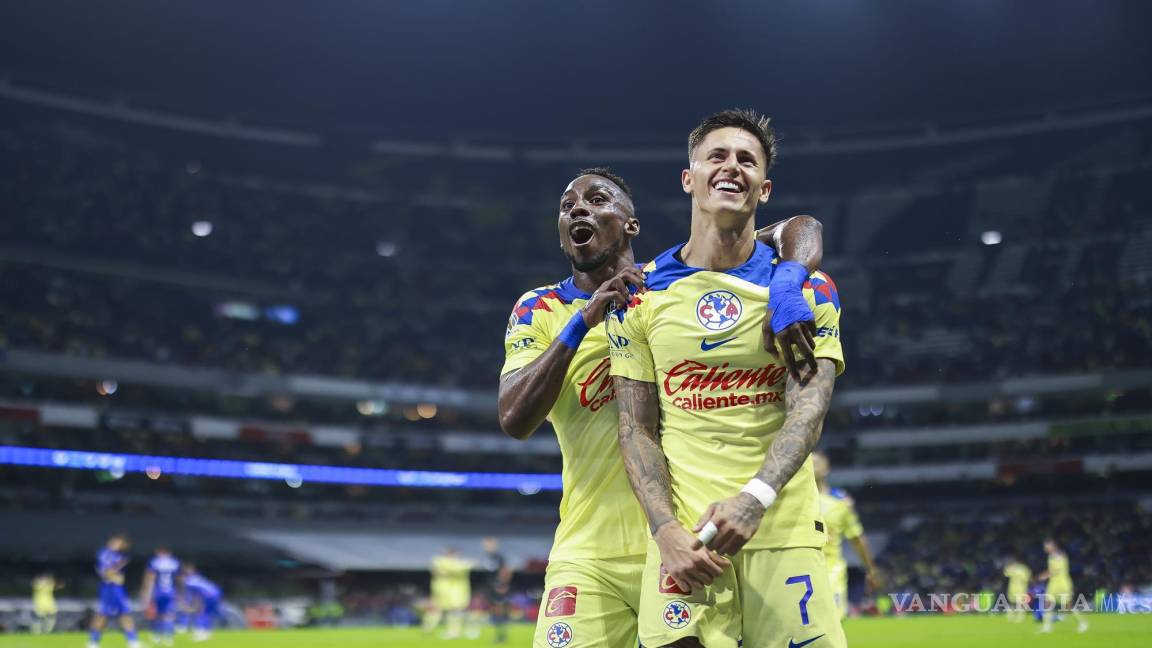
left=502, top=277, right=649, bottom=561
left=820, top=489, right=863, bottom=564
left=431, top=555, right=472, bottom=592
left=608, top=242, right=844, bottom=550
left=1048, top=552, right=1072, bottom=588
left=1004, top=562, right=1031, bottom=593
left=32, top=577, right=56, bottom=611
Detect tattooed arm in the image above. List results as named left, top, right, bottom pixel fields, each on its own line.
left=616, top=376, right=728, bottom=592
left=692, top=358, right=837, bottom=555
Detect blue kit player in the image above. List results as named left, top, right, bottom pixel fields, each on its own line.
left=140, top=547, right=181, bottom=646
left=89, top=534, right=141, bottom=648
left=182, top=563, right=223, bottom=641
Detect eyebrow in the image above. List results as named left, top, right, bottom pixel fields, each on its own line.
left=561, top=183, right=615, bottom=200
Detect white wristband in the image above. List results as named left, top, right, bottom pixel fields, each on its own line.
left=741, top=478, right=777, bottom=510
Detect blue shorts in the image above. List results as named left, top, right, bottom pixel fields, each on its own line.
left=202, top=597, right=220, bottom=617
left=154, top=593, right=176, bottom=616
left=99, top=584, right=133, bottom=618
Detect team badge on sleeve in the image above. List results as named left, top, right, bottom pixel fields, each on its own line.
left=697, top=290, right=742, bottom=331
left=546, top=622, right=574, bottom=647
left=545, top=586, right=578, bottom=617
left=663, top=600, right=692, bottom=629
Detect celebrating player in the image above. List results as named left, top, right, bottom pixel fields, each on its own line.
left=139, top=547, right=181, bottom=646
left=813, top=452, right=879, bottom=619
left=88, top=534, right=141, bottom=648
left=500, top=167, right=824, bottom=647
left=1002, top=556, right=1032, bottom=623
left=609, top=109, right=846, bottom=647
left=1038, top=538, right=1088, bottom=634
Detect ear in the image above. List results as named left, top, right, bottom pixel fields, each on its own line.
left=624, top=218, right=640, bottom=237
left=758, top=178, right=773, bottom=204
left=681, top=168, right=693, bottom=195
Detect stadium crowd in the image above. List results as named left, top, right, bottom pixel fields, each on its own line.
left=878, top=500, right=1152, bottom=595
left=2, top=116, right=1150, bottom=394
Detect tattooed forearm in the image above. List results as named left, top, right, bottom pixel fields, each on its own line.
left=755, top=358, right=837, bottom=492
left=615, top=377, right=677, bottom=533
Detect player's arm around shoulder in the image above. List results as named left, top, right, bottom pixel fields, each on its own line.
left=498, top=269, right=644, bottom=439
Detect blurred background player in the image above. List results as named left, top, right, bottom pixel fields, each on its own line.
left=181, top=563, right=223, bottom=642
left=139, top=547, right=181, bottom=646
left=424, top=547, right=473, bottom=639
left=30, top=572, right=61, bottom=634
left=813, top=451, right=880, bottom=618
left=1002, top=556, right=1032, bottom=623
left=483, top=537, right=512, bottom=644
left=89, top=534, right=140, bottom=648
left=1039, top=538, right=1088, bottom=634
left=174, top=585, right=196, bottom=634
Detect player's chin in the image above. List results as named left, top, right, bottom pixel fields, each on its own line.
left=569, top=246, right=612, bottom=273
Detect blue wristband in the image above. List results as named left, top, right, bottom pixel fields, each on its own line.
left=557, top=312, right=591, bottom=350
left=768, top=261, right=815, bottom=334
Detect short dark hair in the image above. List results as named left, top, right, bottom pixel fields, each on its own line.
left=577, top=167, right=633, bottom=198
left=688, top=109, right=778, bottom=170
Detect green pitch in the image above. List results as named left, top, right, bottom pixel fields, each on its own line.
left=2, top=615, right=1149, bottom=647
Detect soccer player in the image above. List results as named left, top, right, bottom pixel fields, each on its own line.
left=181, top=563, right=223, bottom=642
left=31, top=572, right=61, bottom=634
left=1038, top=538, right=1088, bottom=634
left=1002, top=556, right=1032, bottom=623
left=483, top=537, right=513, bottom=644
left=610, top=109, right=846, bottom=648
left=425, top=547, right=474, bottom=639
left=499, top=167, right=824, bottom=648
left=139, top=547, right=181, bottom=646
left=812, top=452, right=879, bottom=619
left=89, top=534, right=141, bottom=648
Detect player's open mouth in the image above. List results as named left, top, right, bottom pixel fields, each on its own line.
left=569, top=222, right=596, bottom=247
left=712, top=179, right=745, bottom=194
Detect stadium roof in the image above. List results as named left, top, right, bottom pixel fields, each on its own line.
left=2, top=1, right=1150, bottom=138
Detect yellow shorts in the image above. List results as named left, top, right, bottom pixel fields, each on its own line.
left=534, top=555, right=644, bottom=648
left=638, top=541, right=846, bottom=648
left=825, top=557, right=848, bottom=618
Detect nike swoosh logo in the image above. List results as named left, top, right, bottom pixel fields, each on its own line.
left=788, top=634, right=825, bottom=648
left=700, top=337, right=736, bottom=351
left=695, top=334, right=732, bottom=350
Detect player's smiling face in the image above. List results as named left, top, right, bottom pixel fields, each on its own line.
left=682, top=127, right=772, bottom=218
left=558, top=174, right=639, bottom=273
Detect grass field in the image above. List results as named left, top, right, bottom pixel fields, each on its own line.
left=2, top=615, right=1148, bottom=647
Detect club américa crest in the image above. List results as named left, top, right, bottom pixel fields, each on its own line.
left=663, top=600, right=691, bottom=629
left=546, top=621, right=574, bottom=647
left=696, top=290, right=742, bottom=331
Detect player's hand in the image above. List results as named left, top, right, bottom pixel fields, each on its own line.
left=581, top=266, right=645, bottom=327
left=653, top=521, right=730, bottom=592
left=763, top=315, right=818, bottom=385
left=692, top=492, right=765, bottom=556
